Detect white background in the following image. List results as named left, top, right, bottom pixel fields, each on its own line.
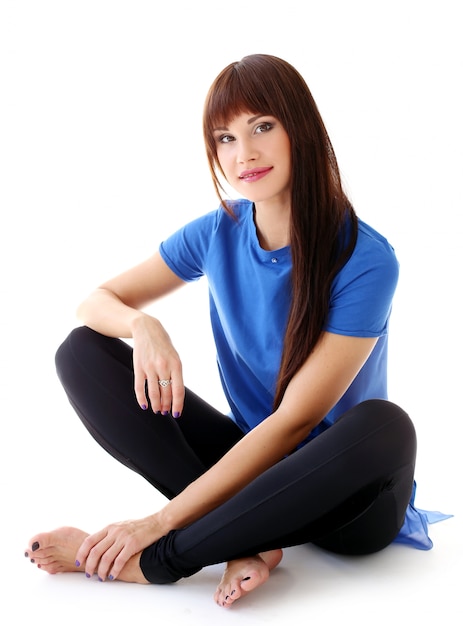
left=1, top=1, right=461, bottom=623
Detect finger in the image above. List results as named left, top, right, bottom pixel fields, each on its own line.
left=75, top=530, right=108, bottom=577
left=171, top=378, right=185, bottom=418
left=95, top=543, right=121, bottom=581
left=155, top=376, right=173, bottom=415
left=133, top=368, right=149, bottom=411
left=107, top=543, right=134, bottom=581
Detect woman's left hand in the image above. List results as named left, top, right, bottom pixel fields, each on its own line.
left=75, top=514, right=163, bottom=581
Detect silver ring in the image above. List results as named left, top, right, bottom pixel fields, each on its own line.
left=158, top=379, right=172, bottom=388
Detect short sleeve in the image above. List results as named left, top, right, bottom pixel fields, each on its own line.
left=325, top=222, right=400, bottom=337
left=159, top=210, right=220, bottom=282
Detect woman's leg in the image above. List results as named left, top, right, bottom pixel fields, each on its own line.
left=55, top=326, right=243, bottom=499
left=139, top=399, right=416, bottom=583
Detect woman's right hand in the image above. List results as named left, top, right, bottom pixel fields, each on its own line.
left=131, top=314, right=185, bottom=417
left=76, top=251, right=188, bottom=416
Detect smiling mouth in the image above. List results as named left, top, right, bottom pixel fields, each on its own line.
left=239, top=167, right=272, bottom=180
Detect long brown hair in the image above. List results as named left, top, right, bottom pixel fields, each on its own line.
left=203, top=54, right=358, bottom=409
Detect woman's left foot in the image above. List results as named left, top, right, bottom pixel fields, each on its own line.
left=24, top=526, right=89, bottom=574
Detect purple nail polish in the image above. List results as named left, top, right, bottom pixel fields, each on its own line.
left=109, top=574, right=114, bottom=581
left=173, top=411, right=181, bottom=418
left=141, top=404, right=147, bottom=410
left=32, top=541, right=40, bottom=551
left=75, top=560, right=81, bottom=567
left=85, top=572, right=91, bottom=578
left=162, top=411, right=169, bottom=415
left=24, top=551, right=29, bottom=558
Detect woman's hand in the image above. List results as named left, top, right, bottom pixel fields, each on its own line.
left=75, top=514, right=164, bottom=582
left=76, top=251, right=188, bottom=417
left=131, top=314, right=185, bottom=417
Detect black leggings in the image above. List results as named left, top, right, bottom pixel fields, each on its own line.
left=55, top=326, right=417, bottom=584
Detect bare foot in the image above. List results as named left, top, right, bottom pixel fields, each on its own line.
left=214, top=549, right=283, bottom=608
left=24, top=527, right=89, bottom=575
left=24, top=526, right=148, bottom=583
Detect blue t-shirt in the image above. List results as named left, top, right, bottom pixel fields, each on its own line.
left=160, top=199, right=398, bottom=436
left=159, top=199, right=451, bottom=548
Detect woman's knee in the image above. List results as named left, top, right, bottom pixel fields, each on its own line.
left=55, top=326, right=124, bottom=390
left=352, top=399, right=416, bottom=447
left=56, top=326, right=92, bottom=377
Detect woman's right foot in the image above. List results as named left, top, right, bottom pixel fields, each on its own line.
left=214, top=548, right=283, bottom=608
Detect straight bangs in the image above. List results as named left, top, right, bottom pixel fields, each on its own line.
left=204, top=67, right=274, bottom=134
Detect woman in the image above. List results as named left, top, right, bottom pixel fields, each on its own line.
left=25, top=54, right=431, bottom=608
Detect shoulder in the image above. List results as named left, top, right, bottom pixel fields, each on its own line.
left=158, top=199, right=254, bottom=281
left=342, top=219, right=399, bottom=285
left=181, top=198, right=253, bottom=235
left=327, top=219, right=399, bottom=336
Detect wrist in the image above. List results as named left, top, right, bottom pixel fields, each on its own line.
left=154, top=505, right=177, bottom=536
left=130, top=312, right=159, bottom=336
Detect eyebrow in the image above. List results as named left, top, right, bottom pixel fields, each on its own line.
left=213, top=114, right=265, bottom=132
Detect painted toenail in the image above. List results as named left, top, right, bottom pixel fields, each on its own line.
left=30, top=558, right=35, bottom=563
left=85, top=572, right=91, bottom=578
left=109, top=574, right=114, bottom=580
left=24, top=551, right=29, bottom=558
left=32, top=541, right=40, bottom=551
left=75, top=560, right=81, bottom=567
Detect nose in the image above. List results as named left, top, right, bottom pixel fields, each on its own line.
left=236, top=137, right=258, bottom=164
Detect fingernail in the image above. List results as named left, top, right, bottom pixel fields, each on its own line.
left=162, top=411, right=169, bottom=416
left=141, top=404, right=147, bottom=410
left=32, top=541, right=40, bottom=551
left=173, top=411, right=181, bottom=418
left=75, top=560, right=81, bottom=567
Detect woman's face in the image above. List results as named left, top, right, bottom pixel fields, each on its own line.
left=213, top=111, right=291, bottom=208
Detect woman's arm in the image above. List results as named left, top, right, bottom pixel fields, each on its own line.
left=78, top=330, right=377, bottom=580
left=76, top=250, right=185, bottom=338
left=77, top=250, right=187, bottom=415
left=159, top=331, right=378, bottom=529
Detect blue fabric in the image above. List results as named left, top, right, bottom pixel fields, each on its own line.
left=394, top=482, right=453, bottom=549
left=160, top=199, right=398, bottom=435
left=159, top=199, right=452, bottom=548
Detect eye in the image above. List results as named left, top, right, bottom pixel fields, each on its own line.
left=255, top=121, right=273, bottom=134
left=217, top=133, right=235, bottom=144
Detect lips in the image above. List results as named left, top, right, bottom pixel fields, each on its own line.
left=239, top=167, right=273, bottom=181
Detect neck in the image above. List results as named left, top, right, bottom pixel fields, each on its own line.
left=253, top=202, right=291, bottom=251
